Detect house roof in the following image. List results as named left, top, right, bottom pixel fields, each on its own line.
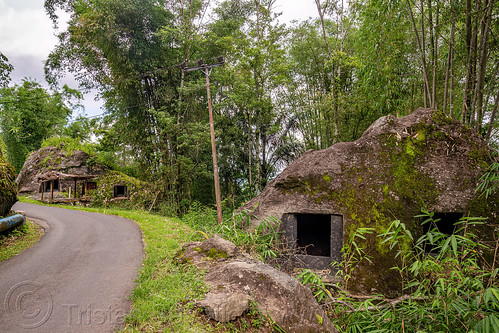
left=36, top=171, right=96, bottom=182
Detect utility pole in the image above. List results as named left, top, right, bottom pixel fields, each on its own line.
left=180, top=57, right=225, bottom=224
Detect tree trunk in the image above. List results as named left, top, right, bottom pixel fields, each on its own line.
left=428, top=0, right=437, bottom=109
left=463, top=0, right=481, bottom=124
left=407, top=0, right=432, bottom=107
left=449, top=0, right=456, bottom=118
left=485, top=89, right=499, bottom=143
left=474, top=0, right=494, bottom=133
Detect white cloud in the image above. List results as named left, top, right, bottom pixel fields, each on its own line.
left=0, top=1, right=57, bottom=58
left=274, top=0, right=318, bottom=24
left=0, top=0, right=319, bottom=117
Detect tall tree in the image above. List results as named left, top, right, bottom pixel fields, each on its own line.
left=45, top=0, right=219, bottom=210
left=0, top=80, right=74, bottom=172
left=0, top=52, right=13, bottom=88
left=206, top=0, right=299, bottom=196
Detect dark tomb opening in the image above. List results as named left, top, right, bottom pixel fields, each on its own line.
left=42, top=179, right=59, bottom=192
left=113, top=185, right=127, bottom=198
left=296, top=214, right=331, bottom=257
left=421, top=212, right=463, bottom=253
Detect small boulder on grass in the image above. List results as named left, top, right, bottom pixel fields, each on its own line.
left=176, top=235, right=338, bottom=332
left=197, top=291, right=251, bottom=322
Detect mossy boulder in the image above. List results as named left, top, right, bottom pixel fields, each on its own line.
left=16, top=146, right=105, bottom=193
left=0, top=155, right=18, bottom=216
left=91, top=170, right=154, bottom=209
left=16, top=146, right=154, bottom=210
left=242, top=108, right=498, bottom=296
left=177, top=235, right=337, bottom=332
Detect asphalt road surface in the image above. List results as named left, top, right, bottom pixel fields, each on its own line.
left=0, top=202, right=143, bottom=333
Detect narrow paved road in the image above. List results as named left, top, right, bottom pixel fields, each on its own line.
left=0, top=202, right=143, bottom=333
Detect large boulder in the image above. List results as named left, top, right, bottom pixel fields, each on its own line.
left=241, top=108, right=498, bottom=296
left=15, top=146, right=154, bottom=209
left=177, top=235, right=337, bottom=332
left=16, top=146, right=104, bottom=193
left=0, top=155, right=17, bottom=216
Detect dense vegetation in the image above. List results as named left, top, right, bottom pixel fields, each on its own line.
left=298, top=212, right=499, bottom=332
left=1, top=0, right=497, bottom=214
left=1, top=3, right=497, bottom=330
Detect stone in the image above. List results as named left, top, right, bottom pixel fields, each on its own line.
left=178, top=236, right=338, bottom=332
left=14, top=146, right=153, bottom=209
left=197, top=291, right=251, bottom=322
left=240, top=108, right=498, bottom=296
left=204, top=260, right=337, bottom=333
left=176, top=234, right=241, bottom=269
left=200, top=234, right=240, bottom=257
left=15, top=146, right=104, bottom=193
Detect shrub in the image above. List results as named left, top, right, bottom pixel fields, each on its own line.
left=41, top=136, right=97, bottom=156
left=299, top=212, right=499, bottom=333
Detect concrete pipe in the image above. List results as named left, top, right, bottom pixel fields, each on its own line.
left=0, top=214, right=26, bottom=233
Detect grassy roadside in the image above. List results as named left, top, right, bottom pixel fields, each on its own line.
left=18, top=196, right=212, bottom=332
left=0, top=219, right=44, bottom=262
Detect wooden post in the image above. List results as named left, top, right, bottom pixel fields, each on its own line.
left=74, top=179, right=77, bottom=199
left=69, top=186, right=72, bottom=199
left=41, top=181, right=45, bottom=201
left=50, top=180, right=54, bottom=203
left=205, top=70, right=223, bottom=224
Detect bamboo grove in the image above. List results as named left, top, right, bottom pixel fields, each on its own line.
left=35, top=0, right=499, bottom=212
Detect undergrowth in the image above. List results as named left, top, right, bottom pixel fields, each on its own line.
left=299, top=211, right=499, bottom=333
left=182, top=202, right=281, bottom=262
left=18, top=197, right=277, bottom=332
left=0, top=220, right=43, bottom=262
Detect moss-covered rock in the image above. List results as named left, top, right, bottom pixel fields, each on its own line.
left=242, top=108, right=498, bottom=296
left=91, top=170, right=154, bottom=209
left=15, top=146, right=154, bottom=210
left=0, top=155, right=17, bottom=216
left=16, top=146, right=105, bottom=193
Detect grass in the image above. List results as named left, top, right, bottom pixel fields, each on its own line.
left=17, top=196, right=214, bottom=332
left=17, top=196, right=279, bottom=332
left=0, top=219, right=44, bottom=262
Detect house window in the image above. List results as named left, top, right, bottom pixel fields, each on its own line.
left=113, top=185, right=127, bottom=198
left=422, top=212, right=463, bottom=253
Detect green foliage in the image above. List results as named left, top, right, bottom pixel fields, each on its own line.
left=297, top=269, right=332, bottom=303
left=0, top=80, right=75, bottom=172
left=0, top=52, right=13, bottom=88
left=42, top=0, right=499, bottom=212
left=476, top=160, right=499, bottom=199
left=183, top=204, right=281, bottom=262
left=91, top=171, right=155, bottom=210
left=339, top=227, right=374, bottom=289
left=0, top=220, right=43, bottom=262
left=319, top=212, right=499, bottom=333
left=41, top=136, right=97, bottom=156
left=0, top=155, right=18, bottom=213
left=63, top=116, right=97, bottom=141
left=0, top=135, right=7, bottom=158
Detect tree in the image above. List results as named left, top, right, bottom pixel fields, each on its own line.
left=0, top=80, right=74, bottom=172
left=206, top=0, right=301, bottom=196
left=45, top=0, right=226, bottom=211
left=0, top=52, right=13, bottom=88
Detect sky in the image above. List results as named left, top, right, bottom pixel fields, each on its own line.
left=0, top=0, right=319, bottom=117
